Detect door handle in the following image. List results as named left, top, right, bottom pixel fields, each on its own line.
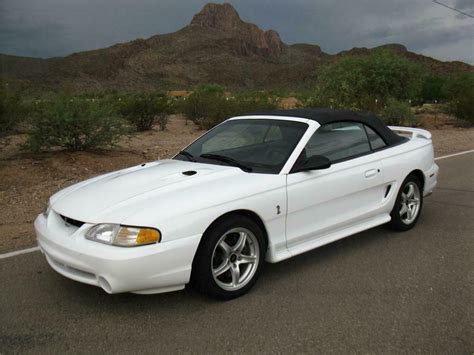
left=365, top=169, right=379, bottom=178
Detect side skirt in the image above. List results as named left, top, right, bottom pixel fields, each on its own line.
left=269, top=213, right=391, bottom=263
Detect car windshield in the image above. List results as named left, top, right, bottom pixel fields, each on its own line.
left=175, top=119, right=308, bottom=174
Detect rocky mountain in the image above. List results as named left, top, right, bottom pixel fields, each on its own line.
left=1, top=3, right=472, bottom=93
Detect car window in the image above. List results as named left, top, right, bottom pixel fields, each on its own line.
left=264, top=125, right=283, bottom=142
left=201, top=122, right=268, bottom=153
left=305, top=121, right=371, bottom=162
left=183, top=119, right=308, bottom=174
left=364, top=125, right=386, bottom=150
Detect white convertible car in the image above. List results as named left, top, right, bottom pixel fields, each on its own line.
left=35, top=109, right=438, bottom=299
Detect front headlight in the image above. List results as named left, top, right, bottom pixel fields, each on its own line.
left=85, top=224, right=161, bottom=247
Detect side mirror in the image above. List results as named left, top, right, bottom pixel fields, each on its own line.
left=292, top=155, right=331, bottom=173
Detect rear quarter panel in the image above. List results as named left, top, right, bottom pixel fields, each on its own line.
left=377, top=137, right=437, bottom=213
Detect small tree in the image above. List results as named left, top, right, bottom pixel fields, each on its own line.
left=120, top=93, right=172, bottom=131
left=26, top=96, right=127, bottom=151
left=314, top=51, right=425, bottom=111
left=421, top=75, right=448, bottom=102
left=445, top=73, right=474, bottom=125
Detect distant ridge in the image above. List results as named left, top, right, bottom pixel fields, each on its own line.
left=1, top=2, right=472, bottom=92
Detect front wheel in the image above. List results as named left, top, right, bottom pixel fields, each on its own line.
left=389, top=175, right=423, bottom=231
left=191, top=215, right=266, bottom=300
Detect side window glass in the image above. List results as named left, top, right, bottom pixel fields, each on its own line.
left=365, top=125, right=386, bottom=150
left=305, top=121, right=371, bottom=162
left=264, top=125, right=283, bottom=142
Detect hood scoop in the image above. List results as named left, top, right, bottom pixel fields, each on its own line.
left=182, top=170, right=197, bottom=176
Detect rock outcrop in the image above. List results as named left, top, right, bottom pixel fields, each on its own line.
left=190, top=3, right=285, bottom=56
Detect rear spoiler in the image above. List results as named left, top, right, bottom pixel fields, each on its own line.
left=389, top=126, right=432, bottom=140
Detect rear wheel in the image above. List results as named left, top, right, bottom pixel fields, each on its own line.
left=389, top=175, right=423, bottom=231
left=191, top=215, right=266, bottom=300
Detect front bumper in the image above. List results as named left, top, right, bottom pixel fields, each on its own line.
left=35, top=213, right=201, bottom=294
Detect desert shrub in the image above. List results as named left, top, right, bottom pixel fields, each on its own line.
left=232, top=91, right=278, bottom=113
left=119, top=93, right=172, bottom=131
left=292, top=91, right=316, bottom=108
left=182, top=86, right=277, bottom=129
left=26, top=96, right=128, bottom=152
left=314, top=51, right=425, bottom=111
left=0, top=91, right=27, bottom=135
left=181, top=85, right=226, bottom=128
left=380, top=98, right=418, bottom=126
left=444, top=73, right=474, bottom=125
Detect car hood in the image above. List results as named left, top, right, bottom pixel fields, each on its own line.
left=51, top=159, right=243, bottom=224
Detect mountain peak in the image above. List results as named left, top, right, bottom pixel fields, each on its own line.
left=190, top=2, right=285, bottom=56
left=191, top=3, right=242, bottom=29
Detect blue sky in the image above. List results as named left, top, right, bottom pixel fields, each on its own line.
left=1, top=0, right=473, bottom=63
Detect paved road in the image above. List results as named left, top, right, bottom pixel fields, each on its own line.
left=1, top=154, right=473, bottom=353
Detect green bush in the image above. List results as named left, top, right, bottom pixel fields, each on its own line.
left=232, top=91, right=278, bottom=113
left=445, top=73, right=474, bottom=125
left=380, top=98, right=418, bottom=126
left=181, top=85, right=277, bottom=129
left=314, top=50, right=425, bottom=111
left=119, top=93, right=172, bottom=131
left=181, top=85, right=226, bottom=128
left=421, top=75, right=448, bottom=102
left=26, top=96, right=128, bottom=152
left=0, top=91, right=27, bottom=135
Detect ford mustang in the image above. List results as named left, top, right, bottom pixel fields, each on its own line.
left=35, top=108, right=439, bottom=299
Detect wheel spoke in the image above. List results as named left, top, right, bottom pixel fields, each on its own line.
left=239, top=254, right=257, bottom=264
left=230, top=264, right=240, bottom=286
left=219, top=240, right=232, bottom=256
left=400, top=203, right=408, bottom=216
left=406, top=184, right=415, bottom=199
left=213, top=260, right=230, bottom=277
left=233, top=232, right=247, bottom=253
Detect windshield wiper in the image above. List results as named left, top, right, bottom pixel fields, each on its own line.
left=176, top=150, right=196, bottom=162
left=200, top=153, right=253, bottom=172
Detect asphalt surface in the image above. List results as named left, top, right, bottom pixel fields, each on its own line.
left=1, top=154, right=473, bottom=353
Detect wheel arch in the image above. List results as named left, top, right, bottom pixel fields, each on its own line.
left=408, top=169, right=425, bottom=190
left=195, top=209, right=269, bottom=256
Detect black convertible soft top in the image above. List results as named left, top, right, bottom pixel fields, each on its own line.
left=246, top=108, right=405, bottom=146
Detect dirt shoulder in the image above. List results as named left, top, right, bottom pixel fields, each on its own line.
left=0, top=116, right=204, bottom=253
left=0, top=116, right=473, bottom=253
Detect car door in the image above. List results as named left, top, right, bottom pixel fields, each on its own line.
left=286, top=121, right=386, bottom=249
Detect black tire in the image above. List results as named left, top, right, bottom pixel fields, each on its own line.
left=190, top=215, right=267, bottom=300
left=389, top=174, right=423, bottom=231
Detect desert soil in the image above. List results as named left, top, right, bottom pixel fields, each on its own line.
left=1, top=115, right=473, bottom=253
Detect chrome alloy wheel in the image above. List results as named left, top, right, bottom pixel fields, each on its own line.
left=211, top=227, right=260, bottom=291
left=399, top=181, right=421, bottom=225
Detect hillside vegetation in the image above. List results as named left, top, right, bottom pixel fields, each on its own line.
left=1, top=3, right=472, bottom=153
left=1, top=52, right=473, bottom=152
left=1, top=3, right=472, bottom=93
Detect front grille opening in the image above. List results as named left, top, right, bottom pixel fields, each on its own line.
left=59, top=214, right=85, bottom=228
